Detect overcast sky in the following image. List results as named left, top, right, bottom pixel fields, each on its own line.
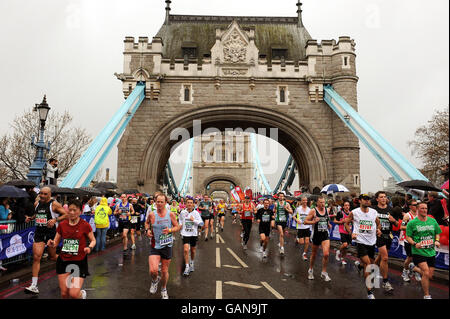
left=0, top=0, right=448, bottom=193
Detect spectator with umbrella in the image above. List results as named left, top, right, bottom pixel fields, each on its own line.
left=0, top=198, right=12, bottom=221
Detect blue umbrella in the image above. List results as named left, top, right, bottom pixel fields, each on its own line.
left=320, top=184, right=349, bottom=194
left=0, top=185, right=30, bottom=198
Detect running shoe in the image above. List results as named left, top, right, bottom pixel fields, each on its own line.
left=183, top=266, right=190, bottom=277
left=321, top=272, right=331, bottom=282
left=302, top=252, right=308, bottom=261
left=382, top=281, right=394, bottom=292
left=131, top=244, right=136, bottom=250
left=341, top=260, right=347, bottom=266
left=402, top=269, right=411, bottom=282
left=161, top=289, right=169, bottom=299
left=205, top=237, right=208, bottom=242
left=210, top=233, right=213, bottom=239
left=189, top=261, right=195, bottom=272
left=367, top=293, right=376, bottom=299
left=262, top=251, right=267, bottom=258
left=80, top=289, right=87, bottom=299
left=149, top=277, right=160, bottom=294
left=423, top=295, right=432, bottom=299
left=308, top=268, right=314, bottom=280
left=414, top=272, right=422, bottom=282
left=259, top=246, right=264, bottom=253
left=24, top=285, right=39, bottom=295
left=280, top=246, right=285, bottom=255
left=335, top=250, right=341, bottom=261
left=243, top=244, right=248, bottom=250
left=240, top=232, right=244, bottom=238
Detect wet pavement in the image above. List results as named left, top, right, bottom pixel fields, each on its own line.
left=1, top=216, right=448, bottom=299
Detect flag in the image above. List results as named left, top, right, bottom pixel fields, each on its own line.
left=235, top=186, right=245, bottom=201
left=231, top=188, right=240, bottom=202
left=294, top=191, right=302, bottom=197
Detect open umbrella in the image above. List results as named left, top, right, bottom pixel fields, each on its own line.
left=397, top=180, right=441, bottom=192
left=79, top=187, right=104, bottom=196
left=441, top=180, right=449, bottom=190
left=321, top=184, right=349, bottom=194
left=45, top=185, right=77, bottom=195
left=5, top=180, right=36, bottom=188
left=0, top=185, right=29, bottom=198
left=123, top=189, right=140, bottom=195
left=95, top=182, right=117, bottom=189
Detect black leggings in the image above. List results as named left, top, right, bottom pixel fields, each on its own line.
left=242, top=219, right=253, bottom=244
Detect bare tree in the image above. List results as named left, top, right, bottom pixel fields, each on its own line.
left=0, top=109, right=92, bottom=183
left=409, top=108, right=449, bottom=185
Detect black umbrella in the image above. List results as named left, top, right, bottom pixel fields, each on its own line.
left=45, top=185, right=77, bottom=195
left=94, top=182, right=117, bottom=189
left=0, top=185, right=30, bottom=198
left=397, top=180, right=441, bottom=192
left=5, top=179, right=36, bottom=188
left=79, top=187, right=104, bottom=196
left=123, top=189, right=140, bottom=194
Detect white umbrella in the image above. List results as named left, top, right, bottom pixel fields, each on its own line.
left=320, top=184, right=350, bottom=195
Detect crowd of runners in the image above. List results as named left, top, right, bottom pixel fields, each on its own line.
left=22, top=186, right=446, bottom=299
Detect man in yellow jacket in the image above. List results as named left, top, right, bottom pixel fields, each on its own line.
left=94, top=198, right=112, bottom=252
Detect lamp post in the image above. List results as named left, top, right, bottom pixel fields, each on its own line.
left=27, top=95, right=51, bottom=187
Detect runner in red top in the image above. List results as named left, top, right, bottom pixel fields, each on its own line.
left=48, top=199, right=96, bottom=299
left=240, top=196, right=256, bottom=250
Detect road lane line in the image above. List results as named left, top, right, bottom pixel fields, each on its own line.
left=223, top=265, right=241, bottom=269
left=216, top=247, right=221, bottom=268
left=226, top=248, right=248, bottom=268
left=216, top=234, right=225, bottom=244
left=224, top=281, right=262, bottom=289
left=216, top=281, right=222, bottom=299
left=261, top=281, right=284, bottom=299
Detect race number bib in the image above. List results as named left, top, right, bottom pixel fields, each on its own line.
left=262, top=214, right=270, bottom=223
left=244, top=211, right=252, bottom=217
left=62, top=239, right=79, bottom=255
left=359, top=221, right=373, bottom=233
left=318, top=221, right=328, bottom=232
left=120, top=213, right=128, bottom=220
left=185, top=221, right=194, bottom=232
left=159, top=234, right=173, bottom=247
left=278, top=214, right=286, bottom=222
left=381, top=220, right=391, bottom=231
left=35, top=214, right=48, bottom=226
left=420, top=237, right=434, bottom=249
left=131, top=216, right=138, bottom=224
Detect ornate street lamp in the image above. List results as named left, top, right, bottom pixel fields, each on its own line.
left=27, top=95, right=51, bottom=187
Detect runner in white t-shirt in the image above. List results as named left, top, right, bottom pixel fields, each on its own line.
left=345, top=194, right=381, bottom=299
left=293, top=197, right=312, bottom=261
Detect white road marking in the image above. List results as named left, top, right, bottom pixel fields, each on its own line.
left=216, top=281, right=222, bottom=299
left=224, top=281, right=262, bottom=289
left=216, top=234, right=225, bottom=244
left=226, top=248, right=248, bottom=268
left=223, top=265, right=241, bottom=269
left=261, top=281, right=284, bottom=299
left=216, top=247, right=221, bottom=268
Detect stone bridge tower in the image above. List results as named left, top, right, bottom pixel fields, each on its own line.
left=115, top=1, right=361, bottom=195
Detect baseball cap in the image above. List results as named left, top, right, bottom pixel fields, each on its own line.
left=359, top=194, right=371, bottom=200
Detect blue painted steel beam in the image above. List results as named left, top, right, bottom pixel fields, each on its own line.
left=61, top=84, right=146, bottom=188
left=323, top=85, right=428, bottom=183
left=250, top=133, right=272, bottom=194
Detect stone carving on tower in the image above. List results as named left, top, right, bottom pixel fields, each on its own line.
left=223, top=30, right=247, bottom=63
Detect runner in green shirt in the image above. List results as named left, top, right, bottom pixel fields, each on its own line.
left=406, top=202, right=442, bottom=299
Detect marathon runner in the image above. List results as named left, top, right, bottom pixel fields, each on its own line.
left=304, top=197, right=332, bottom=281
left=231, top=201, right=239, bottom=224
left=255, top=199, right=274, bottom=258
left=47, top=199, right=95, bottom=299
left=400, top=199, right=420, bottom=282
left=179, top=197, right=204, bottom=276
left=345, top=194, right=381, bottom=299
left=293, top=196, right=311, bottom=261
left=273, top=191, right=293, bottom=256
left=198, top=195, right=213, bottom=241
left=333, top=200, right=353, bottom=265
left=145, top=193, right=180, bottom=299
left=24, top=186, right=67, bottom=295
left=406, top=202, right=442, bottom=299
left=217, top=199, right=227, bottom=232
left=373, top=191, right=398, bottom=292
left=241, top=196, right=256, bottom=250
left=129, top=197, right=141, bottom=250
left=113, top=194, right=135, bottom=253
